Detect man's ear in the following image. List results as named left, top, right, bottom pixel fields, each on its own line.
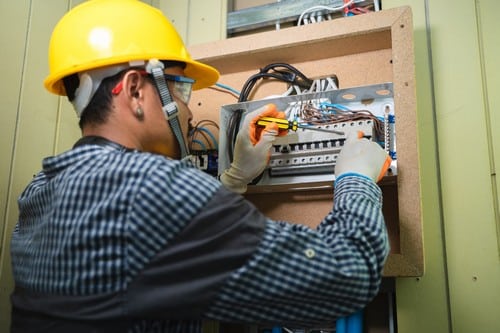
left=122, top=70, right=146, bottom=100
left=118, top=70, right=148, bottom=121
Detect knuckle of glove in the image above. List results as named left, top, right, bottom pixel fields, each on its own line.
left=263, top=122, right=279, bottom=135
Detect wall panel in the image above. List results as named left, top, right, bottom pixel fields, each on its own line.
left=383, top=0, right=452, bottom=330
left=477, top=0, right=500, bottom=253
left=160, top=0, right=190, bottom=41
left=160, top=0, right=227, bottom=46
left=428, top=0, right=500, bottom=331
left=0, top=0, right=30, bottom=267
left=186, top=0, right=227, bottom=44
left=387, top=0, right=500, bottom=331
left=0, top=0, right=71, bottom=329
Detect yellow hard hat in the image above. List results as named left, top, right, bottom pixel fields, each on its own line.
left=44, top=0, right=219, bottom=96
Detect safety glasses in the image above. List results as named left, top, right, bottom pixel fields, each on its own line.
left=111, top=71, right=195, bottom=105
left=163, top=74, right=195, bottom=105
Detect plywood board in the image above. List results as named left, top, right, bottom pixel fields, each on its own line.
left=189, top=6, right=422, bottom=276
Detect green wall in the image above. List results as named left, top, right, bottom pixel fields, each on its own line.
left=0, top=0, right=81, bottom=327
left=386, top=0, right=500, bottom=332
left=1, top=1, right=499, bottom=332
left=383, top=1, right=451, bottom=332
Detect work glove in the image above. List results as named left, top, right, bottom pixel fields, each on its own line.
left=335, top=131, right=392, bottom=183
left=220, top=104, right=287, bottom=193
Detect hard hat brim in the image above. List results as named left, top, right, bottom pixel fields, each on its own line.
left=184, top=59, right=220, bottom=91
left=44, top=57, right=220, bottom=96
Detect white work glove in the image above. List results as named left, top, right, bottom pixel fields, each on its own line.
left=335, top=131, right=392, bottom=183
left=220, top=104, right=287, bottom=193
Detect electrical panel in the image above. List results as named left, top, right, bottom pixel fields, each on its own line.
left=218, top=83, right=396, bottom=192
left=190, top=3, right=422, bottom=277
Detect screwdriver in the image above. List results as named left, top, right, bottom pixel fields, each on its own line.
left=256, top=116, right=345, bottom=135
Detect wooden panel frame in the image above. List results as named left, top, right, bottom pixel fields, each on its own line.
left=189, top=6, right=422, bottom=276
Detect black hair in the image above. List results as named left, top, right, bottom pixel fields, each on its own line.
left=79, top=71, right=124, bottom=129
left=162, top=60, right=186, bottom=69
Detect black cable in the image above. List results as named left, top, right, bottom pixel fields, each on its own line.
left=238, top=63, right=314, bottom=103
left=227, top=109, right=244, bottom=162
left=228, top=63, right=316, bottom=162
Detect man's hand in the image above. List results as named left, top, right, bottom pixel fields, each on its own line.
left=335, top=132, right=392, bottom=183
left=220, top=104, right=287, bottom=193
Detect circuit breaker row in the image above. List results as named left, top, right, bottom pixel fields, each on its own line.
left=268, top=119, right=375, bottom=177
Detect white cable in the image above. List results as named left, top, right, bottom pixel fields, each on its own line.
left=308, top=80, right=316, bottom=93
left=326, top=77, right=338, bottom=90
left=297, top=0, right=354, bottom=26
left=282, top=85, right=295, bottom=96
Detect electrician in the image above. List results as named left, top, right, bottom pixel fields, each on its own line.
left=9, top=0, right=391, bottom=332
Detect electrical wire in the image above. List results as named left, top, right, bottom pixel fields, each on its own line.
left=214, top=82, right=241, bottom=97
left=191, top=139, right=207, bottom=151
left=297, top=0, right=354, bottom=26
left=238, top=63, right=313, bottom=103
left=227, top=63, right=316, bottom=162
left=189, top=119, right=219, bottom=151
left=196, top=127, right=218, bottom=149
left=299, top=102, right=384, bottom=139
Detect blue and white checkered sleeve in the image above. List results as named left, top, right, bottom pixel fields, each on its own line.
left=204, top=175, right=389, bottom=327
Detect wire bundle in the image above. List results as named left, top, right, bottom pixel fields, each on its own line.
left=299, top=102, right=384, bottom=138
left=238, top=63, right=313, bottom=103
left=188, top=119, right=219, bottom=151
left=297, top=0, right=377, bottom=26
left=228, top=63, right=316, bottom=162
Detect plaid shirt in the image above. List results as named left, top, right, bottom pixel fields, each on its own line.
left=10, top=137, right=389, bottom=333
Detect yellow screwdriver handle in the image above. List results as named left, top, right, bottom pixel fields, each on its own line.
left=257, top=116, right=345, bottom=135
left=256, top=116, right=290, bottom=131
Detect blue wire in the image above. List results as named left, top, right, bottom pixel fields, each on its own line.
left=191, top=139, right=207, bottom=151
left=215, top=82, right=241, bottom=96
left=320, top=102, right=351, bottom=111
left=196, top=127, right=218, bottom=149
